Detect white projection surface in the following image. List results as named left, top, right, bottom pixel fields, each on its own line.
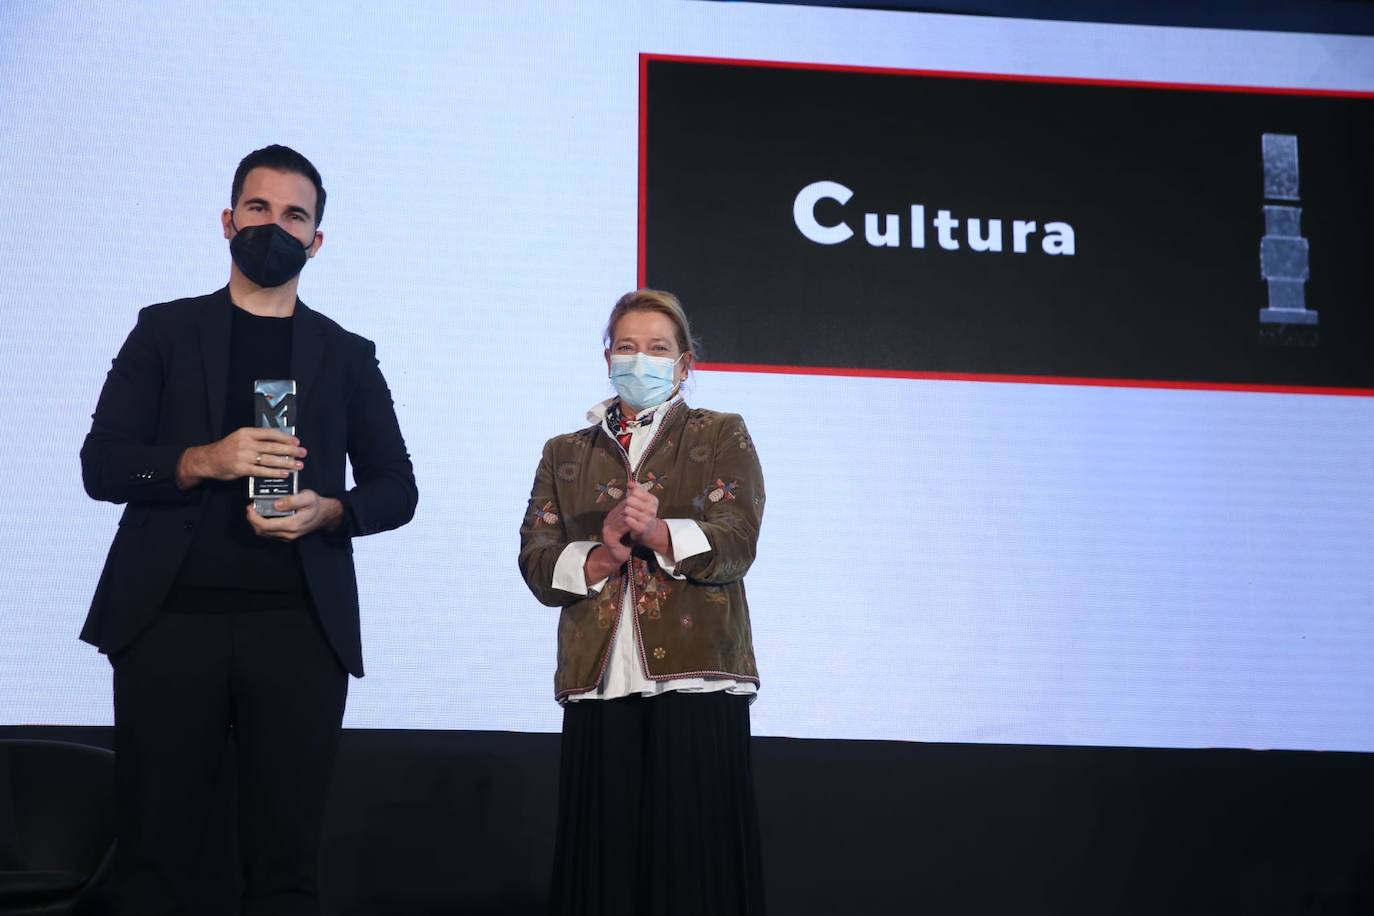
left=1, top=1, right=1371, bottom=751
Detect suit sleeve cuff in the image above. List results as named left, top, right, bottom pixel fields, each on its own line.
left=553, top=540, right=604, bottom=596
left=655, top=519, right=711, bottom=580
left=124, top=445, right=198, bottom=504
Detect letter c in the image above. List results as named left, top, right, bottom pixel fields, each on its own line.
left=793, top=180, right=854, bottom=245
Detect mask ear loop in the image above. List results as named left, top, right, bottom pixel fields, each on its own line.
left=672, top=352, right=691, bottom=400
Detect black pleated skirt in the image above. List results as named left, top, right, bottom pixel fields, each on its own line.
left=549, top=691, right=766, bottom=916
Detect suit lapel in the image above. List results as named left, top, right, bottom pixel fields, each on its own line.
left=199, top=288, right=233, bottom=438
left=291, top=299, right=326, bottom=429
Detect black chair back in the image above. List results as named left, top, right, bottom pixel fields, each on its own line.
left=0, top=740, right=115, bottom=916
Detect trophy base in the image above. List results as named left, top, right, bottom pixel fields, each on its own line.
left=1259, top=307, right=1318, bottom=325
left=253, top=496, right=296, bottom=518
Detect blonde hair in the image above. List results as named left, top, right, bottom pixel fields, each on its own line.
left=603, top=289, right=699, bottom=359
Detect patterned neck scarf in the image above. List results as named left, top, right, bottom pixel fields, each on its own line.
left=606, top=400, right=655, bottom=450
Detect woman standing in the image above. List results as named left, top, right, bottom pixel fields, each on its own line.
left=519, top=289, right=766, bottom=916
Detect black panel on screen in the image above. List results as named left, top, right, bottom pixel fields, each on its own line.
left=642, top=57, right=1374, bottom=391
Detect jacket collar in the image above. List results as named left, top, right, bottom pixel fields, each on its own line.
left=290, top=299, right=326, bottom=424
left=586, top=391, right=684, bottom=428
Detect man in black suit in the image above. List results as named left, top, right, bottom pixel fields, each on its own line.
left=80, top=145, right=418, bottom=915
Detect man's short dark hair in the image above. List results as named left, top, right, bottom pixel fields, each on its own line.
left=231, top=145, right=327, bottom=226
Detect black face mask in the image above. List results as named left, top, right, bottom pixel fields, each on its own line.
left=229, top=219, right=312, bottom=288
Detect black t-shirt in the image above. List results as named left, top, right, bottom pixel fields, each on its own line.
left=166, top=305, right=309, bottom=612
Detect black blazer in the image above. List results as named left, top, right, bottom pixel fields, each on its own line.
left=79, top=287, right=417, bottom=676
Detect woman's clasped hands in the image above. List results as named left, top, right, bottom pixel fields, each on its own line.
left=599, top=478, right=671, bottom=565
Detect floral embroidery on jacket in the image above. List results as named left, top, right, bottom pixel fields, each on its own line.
left=685, top=409, right=714, bottom=433
left=688, top=444, right=711, bottom=464
left=594, top=579, right=619, bottom=630
left=709, top=479, right=738, bottom=502
left=731, top=425, right=756, bottom=454
left=556, top=462, right=579, bottom=482
left=594, top=478, right=624, bottom=503
left=562, top=429, right=595, bottom=450
left=691, top=478, right=740, bottom=511
left=642, top=470, right=668, bottom=492
left=636, top=572, right=672, bottom=621
left=531, top=500, right=559, bottom=527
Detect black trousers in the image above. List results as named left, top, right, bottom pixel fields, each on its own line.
left=550, top=692, right=766, bottom=916
left=111, top=607, right=348, bottom=916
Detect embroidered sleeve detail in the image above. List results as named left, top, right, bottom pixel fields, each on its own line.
left=672, top=414, right=765, bottom=586
left=531, top=500, right=560, bottom=527
left=691, top=478, right=739, bottom=512
left=519, top=436, right=578, bottom=607
left=731, top=425, right=756, bottom=454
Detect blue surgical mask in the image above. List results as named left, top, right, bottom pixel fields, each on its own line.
left=609, top=352, right=682, bottom=410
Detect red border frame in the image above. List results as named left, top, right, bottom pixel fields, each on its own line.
left=637, top=53, right=1374, bottom=398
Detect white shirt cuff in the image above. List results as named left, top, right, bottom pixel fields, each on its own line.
left=655, top=519, right=711, bottom=579
left=552, top=541, right=606, bottom=595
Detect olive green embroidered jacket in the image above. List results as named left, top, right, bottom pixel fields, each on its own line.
left=518, top=403, right=764, bottom=701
